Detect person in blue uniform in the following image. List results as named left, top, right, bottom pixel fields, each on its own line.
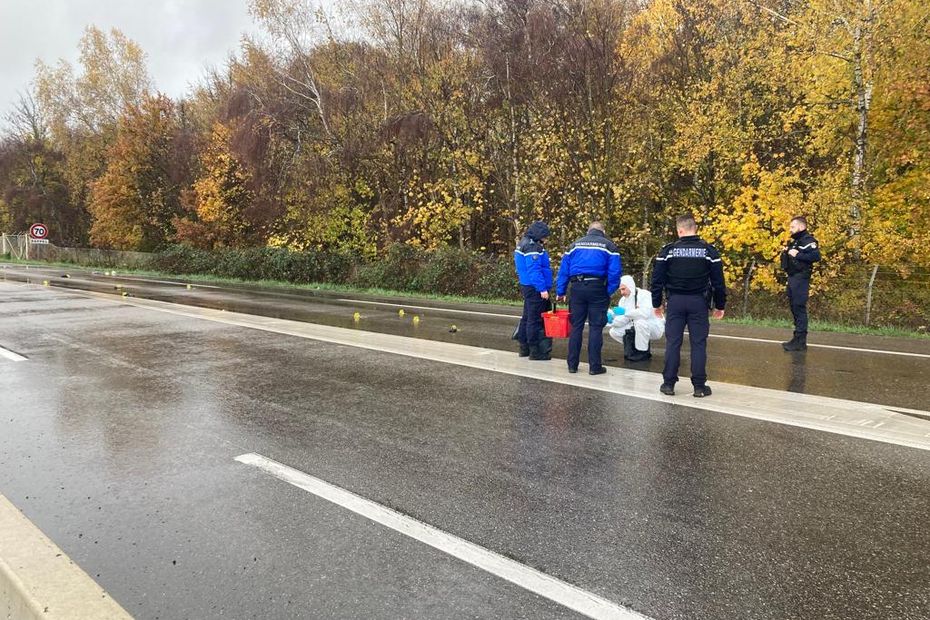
left=780, top=216, right=822, bottom=351
left=555, top=221, right=622, bottom=375
left=514, top=221, right=553, bottom=360
left=650, top=214, right=726, bottom=397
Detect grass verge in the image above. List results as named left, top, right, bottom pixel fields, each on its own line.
left=723, top=315, right=930, bottom=340
left=1, top=258, right=523, bottom=307
left=5, top=257, right=929, bottom=340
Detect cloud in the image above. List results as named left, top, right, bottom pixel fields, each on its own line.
left=0, top=0, right=258, bottom=127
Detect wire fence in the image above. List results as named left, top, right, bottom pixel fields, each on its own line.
left=1, top=235, right=151, bottom=268
left=0, top=234, right=29, bottom=260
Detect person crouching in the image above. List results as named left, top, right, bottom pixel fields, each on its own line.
left=608, top=275, right=665, bottom=362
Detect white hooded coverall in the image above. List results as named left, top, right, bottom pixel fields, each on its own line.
left=608, top=275, right=665, bottom=351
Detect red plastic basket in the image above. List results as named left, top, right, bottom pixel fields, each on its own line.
left=543, top=309, right=571, bottom=338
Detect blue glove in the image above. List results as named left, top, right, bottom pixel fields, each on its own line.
left=615, top=306, right=625, bottom=316
left=606, top=309, right=615, bottom=323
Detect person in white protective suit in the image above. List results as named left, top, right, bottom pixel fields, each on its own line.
left=608, top=275, right=665, bottom=362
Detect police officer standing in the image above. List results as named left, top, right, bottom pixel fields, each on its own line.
left=514, top=221, right=553, bottom=360
left=780, top=216, right=821, bottom=351
left=556, top=221, right=622, bottom=375
left=651, top=214, right=726, bottom=397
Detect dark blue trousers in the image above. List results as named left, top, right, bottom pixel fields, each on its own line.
left=662, top=294, right=710, bottom=387
left=567, top=280, right=609, bottom=370
left=517, top=285, right=547, bottom=346
left=787, top=274, right=810, bottom=336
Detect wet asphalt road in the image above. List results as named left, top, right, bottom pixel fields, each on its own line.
left=1, top=281, right=929, bottom=619
left=2, top=263, right=929, bottom=410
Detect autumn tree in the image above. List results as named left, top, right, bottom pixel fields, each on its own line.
left=0, top=91, right=84, bottom=243
left=175, top=122, right=254, bottom=248
left=2, top=0, right=929, bottom=318
left=28, top=26, right=153, bottom=245
left=88, top=95, right=181, bottom=250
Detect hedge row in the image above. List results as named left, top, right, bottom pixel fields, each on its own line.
left=145, top=244, right=930, bottom=329
left=150, top=244, right=521, bottom=300
left=19, top=242, right=926, bottom=329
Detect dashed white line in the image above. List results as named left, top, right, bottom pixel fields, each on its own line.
left=236, top=452, right=651, bottom=620
left=336, top=298, right=518, bottom=319
left=340, top=299, right=930, bottom=359
left=0, top=345, right=26, bottom=361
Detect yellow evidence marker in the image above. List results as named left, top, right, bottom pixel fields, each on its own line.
left=353, top=312, right=361, bottom=322
left=412, top=316, right=420, bottom=326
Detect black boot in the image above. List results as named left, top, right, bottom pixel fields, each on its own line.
left=693, top=385, right=712, bottom=398
left=783, top=333, right=807, bottom=351
left=781, top=333, right=798, bottom=351
left=626, top=348, right=652, bottom=362
left=622, top=329, right=636, bottom=360
left=528, top=343, right=551, bottom=360
left=537, top=335, right=553, bottom=359
left=519, top=343, right=530, bottom=357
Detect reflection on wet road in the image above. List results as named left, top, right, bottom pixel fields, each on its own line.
left=1, top=275, right=929, bottom=619
left=3, top=263, right=929, bottom=410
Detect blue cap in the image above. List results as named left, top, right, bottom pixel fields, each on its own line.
left=526, top=221, right=550, bottom=241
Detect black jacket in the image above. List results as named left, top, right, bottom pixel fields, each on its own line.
left=780, top=230, right=821, bottom=277
left=650, top=235, right=726, bottom=310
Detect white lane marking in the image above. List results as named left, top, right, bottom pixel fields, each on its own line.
left=335, top=300, right=930, bottom=359
left=15, top=267, right=520, bottom=316
left=336, top=298, right=518, bottom=319
left=67, top=289, right=930, bottom=452
left=107, top=275, right=216, bottom=288
left=236, top=453, right=650, bottom=620
left=0, top=345, right=26, bottom=361
left=708, top=333, right=930, bottom=359
left=12, top=269, right=928, bottom=359
left=337, top=299, right=930, bottom=359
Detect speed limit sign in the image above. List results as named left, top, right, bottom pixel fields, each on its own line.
left=29, top=223, right=49, bottom=239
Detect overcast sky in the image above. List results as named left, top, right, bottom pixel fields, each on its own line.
left=0, top=0, right=260, bottom=129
